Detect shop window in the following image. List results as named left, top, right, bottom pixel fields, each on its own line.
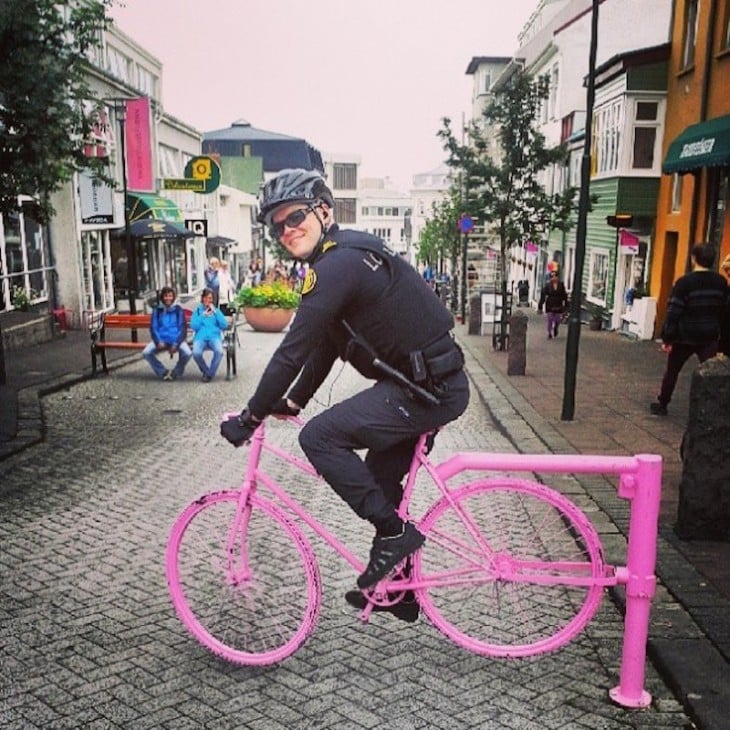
left=706, top=168, right=729, bottom=249
left=0, top=201, right=50, bottom=311
left=588, top=250, right=609, bottom=303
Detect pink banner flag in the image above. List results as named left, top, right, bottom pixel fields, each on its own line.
left=125, top=97, right=154, bottom=192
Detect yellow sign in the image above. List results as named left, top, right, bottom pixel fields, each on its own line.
left=162, top=178, right=206, bottom=192
left=191, top=157, right=211, bottom=180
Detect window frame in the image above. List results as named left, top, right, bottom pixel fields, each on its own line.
left=587, top=249, right=610, bottom=304
left=681, top=0, right=699, bottom=70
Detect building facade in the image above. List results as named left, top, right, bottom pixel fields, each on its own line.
left=651, top=0, right=730, bottom=333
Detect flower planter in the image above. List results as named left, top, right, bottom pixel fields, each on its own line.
left=243, top=306, right=295, bottom=333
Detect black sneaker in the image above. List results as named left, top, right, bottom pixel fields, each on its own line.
left=649, top=402, right=668, bottom=416
left=357, top=523, right=425, bottom=589
left=344, top=589, right=420, bottom=623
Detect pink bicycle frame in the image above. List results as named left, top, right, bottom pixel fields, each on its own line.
left=238, top=418, right=660, bottom=708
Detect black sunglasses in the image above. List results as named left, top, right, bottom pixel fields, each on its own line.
left=270, top=204, right=320, bottom=239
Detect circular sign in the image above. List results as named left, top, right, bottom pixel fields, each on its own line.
left=458, top=215, right=474, bottom=233
left=183, top=156, right=221, bottom=194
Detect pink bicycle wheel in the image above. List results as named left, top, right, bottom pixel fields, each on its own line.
left=166, top=490, right=321, bottom=665
left=415, top=478, right=605, bottom=657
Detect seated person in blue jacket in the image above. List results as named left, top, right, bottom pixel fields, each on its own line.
left=191, top=288, right=229, bottom=382
left=142, top=286, right=192, bottom=381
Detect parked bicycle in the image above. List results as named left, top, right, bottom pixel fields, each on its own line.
left=166, top=416, right=662, bottom=707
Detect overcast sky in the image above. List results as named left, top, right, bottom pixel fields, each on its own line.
left=110, top=0, right=537, bottom=188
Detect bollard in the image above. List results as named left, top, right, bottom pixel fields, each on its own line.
left=507, top=309, right=527, bottom=375
left=675, top=356, right=730, bottom=541
left=468, top=294, right=481, bottom=335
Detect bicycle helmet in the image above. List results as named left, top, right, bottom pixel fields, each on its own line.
left=257, top=169, right=334, bottom=225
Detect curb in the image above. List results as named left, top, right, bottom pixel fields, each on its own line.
left=0, top=351, right=140, bottom=462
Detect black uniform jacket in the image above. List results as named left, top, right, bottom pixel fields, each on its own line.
left=247, top=226, right=454, bottom=419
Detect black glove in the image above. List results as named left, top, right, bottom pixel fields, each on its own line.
left=269, top=397, right=301, bottom=417
left=220, top=409, right=258, bottom=447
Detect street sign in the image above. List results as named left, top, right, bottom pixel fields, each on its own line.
left=458, top=215, right=474, bottom=234
left=162, top=178, right=206, bottom=192
left=184, top=156, right=221, bottom=194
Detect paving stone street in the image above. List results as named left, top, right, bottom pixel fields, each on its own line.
left=0, top=328, right=694, bottom=728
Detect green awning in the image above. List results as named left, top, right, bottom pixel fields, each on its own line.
left=126, top=193, right=184, bottom=223
left=663, top=114, right=730, bottom=174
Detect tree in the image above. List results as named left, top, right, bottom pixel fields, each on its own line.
left=0, top=0, right=114, bottom=223
left=438, top=70, right=576, bottom=347
left=418, top=192, right=460, bottom=269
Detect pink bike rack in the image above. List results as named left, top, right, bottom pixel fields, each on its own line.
left=436, top=451, right=662, bottom=708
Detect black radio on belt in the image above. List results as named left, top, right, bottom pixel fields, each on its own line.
left=410, top=350, right=428, bottom=383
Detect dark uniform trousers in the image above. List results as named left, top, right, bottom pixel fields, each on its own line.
left=299, top=369, right=469, bottom=532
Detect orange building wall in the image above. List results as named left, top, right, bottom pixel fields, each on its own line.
left=651, top=0, right=730, bottom=332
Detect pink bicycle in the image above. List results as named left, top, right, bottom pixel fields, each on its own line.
left=166, top=417, right=661, bottom=707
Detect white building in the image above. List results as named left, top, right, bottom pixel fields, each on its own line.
left=470, top=0, right=672, bottom=304
left=352, top=177, right=412, bottom=257
left=409, top=164, right=453, bottom=266
left=47, top=20, right=258, bottom=322
left=322, top=153, right=361, bottom=228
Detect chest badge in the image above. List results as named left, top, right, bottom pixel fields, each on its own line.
left=301, top=269, right=317, bottom=295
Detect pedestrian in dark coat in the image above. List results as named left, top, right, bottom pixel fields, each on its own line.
left=650, top=242, right=728, bottom=415
left=538, top=271, right=568, bottom=339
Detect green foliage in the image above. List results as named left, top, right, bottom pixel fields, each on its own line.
left=418, top=190, right=461, bottom=267
left=235, top=282, right=300, bottom=310
left=437, top=70, right=578, bottom=283
left=0, top=0, right=115, bottom=222
left=11, top=284, right=35, bottom=310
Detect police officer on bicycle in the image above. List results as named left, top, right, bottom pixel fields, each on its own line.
left=221, top=169, right=470, bottom=619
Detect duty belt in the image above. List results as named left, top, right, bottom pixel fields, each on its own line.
left=408, top=333, right=464, bottom=386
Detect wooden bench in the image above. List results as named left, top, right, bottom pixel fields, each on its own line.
left=89, top=312, right=152, bottom=375
left=90, top=309, right=237, bottom=378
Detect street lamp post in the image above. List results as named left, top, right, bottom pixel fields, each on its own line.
left=102, top=98, right=138, bottom=322
left=561, top=0, right=599, bottom=420
left=111, top=100, right=138, bottom=319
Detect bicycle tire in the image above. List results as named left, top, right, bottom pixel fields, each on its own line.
left=415, top=478, right=605, bottom=657
left=166, top=490, right=321, bottom=665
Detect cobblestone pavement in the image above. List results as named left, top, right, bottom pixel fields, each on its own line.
left=0, top=328, right=693, bottom=729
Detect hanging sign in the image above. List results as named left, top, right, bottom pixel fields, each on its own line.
left=79, top=169, right=114, bottom=225
left=125, top=97, right=154, bottom=192
left=183, top=156, right=221, bottom=194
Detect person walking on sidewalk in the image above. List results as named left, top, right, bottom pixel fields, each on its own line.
left=538, top=270, right=568, bottom=339
left=219, top=169, right=469, bottom=622
left=650, top=242, right=727, bottom=416
left=141, top=286, right=191, bottom=381
left=191, top=289, right=229, bottom=382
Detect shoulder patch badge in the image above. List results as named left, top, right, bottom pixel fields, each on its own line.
left=322, top=240, right=338, bottom=253
left=301, top=269, right=317, bottom=295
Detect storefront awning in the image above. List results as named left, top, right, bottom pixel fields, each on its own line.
left=663, top=114, right=730, bottom=174
left=207, top=235, right=237, bottom=247
left=126, top=193, right=184, bottom=223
